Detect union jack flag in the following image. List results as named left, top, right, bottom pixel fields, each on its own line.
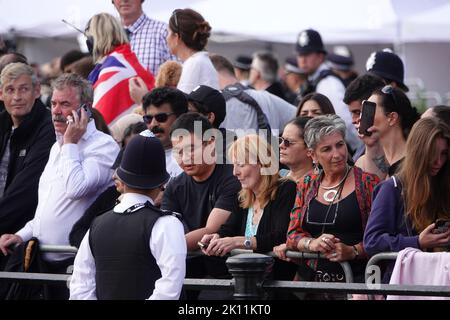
left=88, top=44, right=155, bottom=124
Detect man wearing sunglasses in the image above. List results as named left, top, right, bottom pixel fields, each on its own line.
left=142, top=87, right=188, bottom=178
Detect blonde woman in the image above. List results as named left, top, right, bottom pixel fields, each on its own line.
left=86, top=13, right=154, bottom=124
left=200, top=134, right=297, bottom=281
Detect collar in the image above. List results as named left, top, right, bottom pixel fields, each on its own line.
left=126, top=13, right=148, bottom=33
left=114, top=192, right=155, bottom=213
left=309, top=62, right=330, bottom=82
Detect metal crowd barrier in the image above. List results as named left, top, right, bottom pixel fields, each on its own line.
left=2, top=246, right=450, bottom=299
left=365, top=252, right=398, bottom=283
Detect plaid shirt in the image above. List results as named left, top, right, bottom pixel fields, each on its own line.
left=126, top=14, right=177, bottom=75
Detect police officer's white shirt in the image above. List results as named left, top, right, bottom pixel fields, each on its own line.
left=220, top=88, right=296, bottom=137
left=16, top=121, right=119, bottom=261
left=313, top=63, right=363, bottom=151
left=69, top=193, right=187, bottom=300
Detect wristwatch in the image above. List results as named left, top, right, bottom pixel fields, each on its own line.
left=243, top=237, right=252, bottom=249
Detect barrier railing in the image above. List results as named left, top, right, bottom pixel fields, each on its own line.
left=365, top=252, right=398, bottom=283
left=2, top=246, right=449, bottom=300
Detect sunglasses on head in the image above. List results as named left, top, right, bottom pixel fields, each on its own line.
left=279, top=136, right=299, bottom=148
left=171, top=9, right=180, bottom=33
left=381, top=85, right=399, bottom=111
left=143, top=112, right=175, bottom=124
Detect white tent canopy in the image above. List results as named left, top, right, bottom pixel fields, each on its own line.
left=1, top=0, right=450, bottom=44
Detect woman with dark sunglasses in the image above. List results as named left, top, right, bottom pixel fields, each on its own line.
left=167, top=9, right=219, bottom=93
left=279, top=116, right=313, bottom=182
left=364, top=85, right=420, bottom=177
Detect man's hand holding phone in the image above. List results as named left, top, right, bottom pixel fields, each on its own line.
left=64, top=104, right=90, bottom=145
left=198, top=233, right=219, bottom=254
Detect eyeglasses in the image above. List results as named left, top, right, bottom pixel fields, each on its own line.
left=279, top=136, right=300, bottom=148
left=143, top=112, right=175, bottom=124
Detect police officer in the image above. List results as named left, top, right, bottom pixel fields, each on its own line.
left=365, top=49, right=409, bottom=92
left=70, top=134, right=187, bottom=300
left=296, top=29, right=361, bottom=153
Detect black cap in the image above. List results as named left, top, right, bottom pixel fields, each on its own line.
left=187, top=85, right=226, bottom=127
left=284, top=56, right=305, bottom=74
left=233, top=55, right=252, bottom=70
left=295, top=29, right=327, bottom=56
left=366, top=49, right=409, bottom=92
left=116, top=134, right=170, bottom=189
left=327, top=46, right=354, bottom=71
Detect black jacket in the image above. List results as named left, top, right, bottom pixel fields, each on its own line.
left=218, top=179, right=297, bottom=280
left=0, top=100, right=55, bottom=235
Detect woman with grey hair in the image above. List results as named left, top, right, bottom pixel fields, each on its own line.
left=86, top=13, right=155, bottom=124
left=274, top=114, right=380, bottom=295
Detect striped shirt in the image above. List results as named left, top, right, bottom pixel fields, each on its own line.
left=125, top=14, right=177, bottom=75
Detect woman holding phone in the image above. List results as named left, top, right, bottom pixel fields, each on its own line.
left=364, top=118, right=450, bottom=270
left=363, top=85, right=420, bottom=177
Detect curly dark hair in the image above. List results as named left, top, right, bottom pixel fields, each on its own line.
left=142, top=87, right=188, bottom=117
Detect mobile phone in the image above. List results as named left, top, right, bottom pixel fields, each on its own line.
left=77, top=104, right=92, bottom=119
left=358, top=100, right=376, bottom=136
left=197, top=241, right=208, bottom=250
left=432, top=219, right=450, bottom=234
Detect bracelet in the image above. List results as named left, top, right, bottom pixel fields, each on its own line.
left=352, top=245, right=359, bottom=259
left=304, top=238, right=312, bottom=252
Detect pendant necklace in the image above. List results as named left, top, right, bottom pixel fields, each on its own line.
left=320, top=165, right=350, bottom=203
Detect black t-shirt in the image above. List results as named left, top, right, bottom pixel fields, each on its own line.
left=305, top=191, right=366, bottom=282
left=161, top=163, right=241, bottom=232
left=388, top=158, right=404, bottom=177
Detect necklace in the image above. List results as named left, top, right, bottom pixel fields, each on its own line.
left=320, top=166, right=351, bottom=203
left=320, top=165, right=350, bottom=190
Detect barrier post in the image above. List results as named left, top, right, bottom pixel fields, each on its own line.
left=226, top=253, right=273, bottom=300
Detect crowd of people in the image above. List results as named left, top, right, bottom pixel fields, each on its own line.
left=0, top=0, right=449, bottom=301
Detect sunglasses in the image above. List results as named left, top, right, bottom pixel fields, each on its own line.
left=143, top=112, right=175, bottom=124
left=381, top=85, right=398, bottom=110
left=171, top=9, right=180, bottom=33
left=279, top=136, right=300, bottom=148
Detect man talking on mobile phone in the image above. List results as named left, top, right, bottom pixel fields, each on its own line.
left=0, top=73, right=119, bottom=299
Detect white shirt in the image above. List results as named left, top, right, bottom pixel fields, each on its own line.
left=165, top=148, right=182, bottom=179
left=313, top=63, right=363, bottom=151
left=177, top=51, right=219, bottom=93
left=16, top=121, right=119, bottom=261
left=69, top=193, right=186, bottom=300
left=220, top=88, right=296, bottom=137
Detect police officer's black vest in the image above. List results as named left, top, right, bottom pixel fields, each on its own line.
left=297, top=69, right=346, bottom=103
left=89, top=201, right=177, bottom=300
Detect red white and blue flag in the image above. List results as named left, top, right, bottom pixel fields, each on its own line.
left=88, top=44, right=155, bottom=124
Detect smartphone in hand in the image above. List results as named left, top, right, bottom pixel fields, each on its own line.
left=77, top=104, right=93, bottom=119
left=198, top=241, right=208, bottom=250
left=432, top=219, right=450, bottom=234
left=358, top=100, right=376, bottom=136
